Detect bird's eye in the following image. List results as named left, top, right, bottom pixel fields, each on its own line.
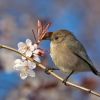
left=55, top=36, right=59, bottom=40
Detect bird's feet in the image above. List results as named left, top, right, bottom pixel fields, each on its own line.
left=45, top=68, right=59, bottom=74
left=62, top=78, right=69, bottom=85
left=62, top=70, right=74, bottom=85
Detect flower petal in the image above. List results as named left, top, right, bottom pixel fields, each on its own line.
left=26, top=50, right=32, bottom=57
left=33, top=55, right=41, bottom=62
left=26, top=39, right=32, bottom=46
left=20, top=72, right=28, bottom=79
left=28, top=61, right=36, bottom=69
left=14, top=59, right=22, bottom=64
left=33, top=44, right=38, bottom=49
left=28, top=69, right=35, bottom=77
left=23, top=60, right=28, bottom=66
left=30, top=45, right=35, bottom=51
left=18, top=48, right=26, bottom=54
left=21, top=56, right=26, bottom=60
left=13, top=64, right=23, bottom=70
left=18, top=42, right=26, bottom=49
left=14, top=59, right=25, bottom=70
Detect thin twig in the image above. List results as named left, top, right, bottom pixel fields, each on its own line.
left=32, top=29, right=37, bottom=43
left=0, top=44, right=100, bottom=97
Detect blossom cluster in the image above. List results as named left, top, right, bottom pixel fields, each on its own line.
left=14, top=39, right=44, bottom=79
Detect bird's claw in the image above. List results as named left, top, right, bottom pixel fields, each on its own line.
left=62, top=79, right=68, bottom=85
left=45, top=68, right=59, bottom=75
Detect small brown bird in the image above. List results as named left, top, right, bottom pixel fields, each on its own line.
left=43, top=29, right=100, bottom=83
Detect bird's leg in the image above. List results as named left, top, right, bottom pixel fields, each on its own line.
left=62, top=70, right=74, bottom=85
left=45, top=67, right=59, bottom=74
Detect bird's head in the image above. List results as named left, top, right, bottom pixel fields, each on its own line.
left=42, top=30, right=72, bottom=44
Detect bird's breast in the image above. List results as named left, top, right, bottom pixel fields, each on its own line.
left=50, top=42, right=78, bottom=72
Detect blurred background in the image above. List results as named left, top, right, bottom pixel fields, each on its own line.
left=0, top=0, right=100, bottom=100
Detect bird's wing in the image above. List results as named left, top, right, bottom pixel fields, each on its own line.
left=67, top=38, right=98, bottom=75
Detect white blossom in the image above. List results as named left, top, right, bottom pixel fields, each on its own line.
left=14, top=59, right=36, bottom=79
left=18, top=39, right=35, bottom=57
left=18, top=39, right=43, bottom=61
left=14, top=39, right=45, bottom=79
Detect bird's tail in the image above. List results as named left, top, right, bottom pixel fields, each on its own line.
left=89, top=65, right=100, bottom=77
left=87, top=63, right=100, bottom=76
left=92, top=71, right=100, bottom=77
left=96, top=72, right=100, bottom=76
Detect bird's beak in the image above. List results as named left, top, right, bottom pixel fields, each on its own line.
left=42, top=32, right=53, bottom=40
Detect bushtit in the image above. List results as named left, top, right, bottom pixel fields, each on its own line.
left=43, top=30, right=100, bottom=83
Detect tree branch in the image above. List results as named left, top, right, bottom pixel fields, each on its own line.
left=0, top=44, right=100, bottom=97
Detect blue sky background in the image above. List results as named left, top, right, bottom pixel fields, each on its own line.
left=0, top=0, right=100, bottom=99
